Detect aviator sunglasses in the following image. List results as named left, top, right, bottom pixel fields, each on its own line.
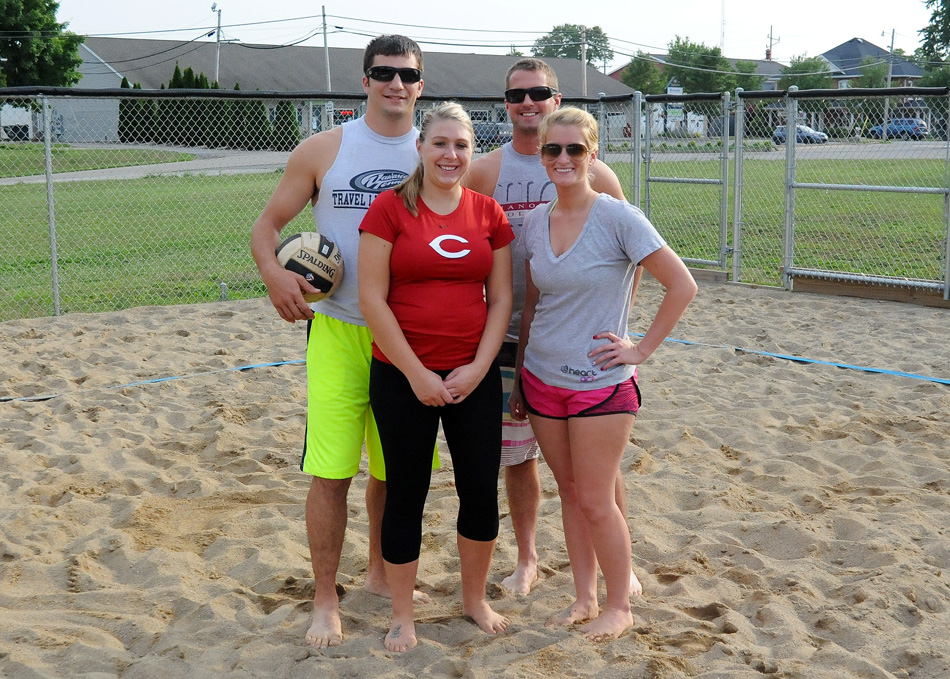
left=365, top=66, right=423, bottom=83
left=540, top=143, right=590, bottom=159
left=504, top=86, right=558, bottom=104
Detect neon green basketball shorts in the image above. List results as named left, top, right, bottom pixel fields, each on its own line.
left=301, top=313, right=438, bottom=480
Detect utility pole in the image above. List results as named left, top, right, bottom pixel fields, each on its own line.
left=885, top=29, right=895, bottom=89
left=882, top=29, right=894, bottom=141
left=765, top=26, right=780, bottom=61
left=322, top=5, right=331, bottom=91
left=720, top=0, right=726, bottom=52
left=580, top=27, right=587, bottom=97
left=212, top=3, right=221, bottom=85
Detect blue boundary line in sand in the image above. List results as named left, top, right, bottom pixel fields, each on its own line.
left=628, top=333, right=950, bottom=387
left=4, top=338, right=949, bottom=404
left=1, top=359, right=306, bottom=403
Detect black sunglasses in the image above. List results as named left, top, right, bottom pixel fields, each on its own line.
left=504, top=86, right=558, bottom=104
left=541, top=143, right=590, bottom=159
left=364, top=66, right=423, bottom=83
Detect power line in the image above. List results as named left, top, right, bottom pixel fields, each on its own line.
left=82, top=31, right=215, bottom=65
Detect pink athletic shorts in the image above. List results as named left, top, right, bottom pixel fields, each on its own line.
left=520, top=367, right=641, bottom=419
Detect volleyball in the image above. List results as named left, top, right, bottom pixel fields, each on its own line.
left=275, top=232, right=344, bottom=302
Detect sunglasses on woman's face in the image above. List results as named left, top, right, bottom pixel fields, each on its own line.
left=504, top=86, right=558, bottom=104
left=540, top=143, right=590, bottom=159
left=365, top=66, right=423, bottom=83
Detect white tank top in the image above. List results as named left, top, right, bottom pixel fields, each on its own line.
left=310, top=116, right=420, bottom=325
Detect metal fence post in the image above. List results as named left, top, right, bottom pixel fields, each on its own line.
left=631, top=91, right=642, bottom=208
left=39, top=95, right=61, bottom=316
left=782, top=87, right=798, bottom=290
left=643, top=100, right=653, bottom=219
left=597, top=93, right=607, bottom=157
left=732, top=88, right=744, bottom=283
left=719, top=91, right=730, bottom=270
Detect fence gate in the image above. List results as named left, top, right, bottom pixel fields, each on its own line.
left=642, top=92, right=731, bottom=271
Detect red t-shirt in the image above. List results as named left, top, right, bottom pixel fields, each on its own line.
left=359, top=188, right=514, bottom=370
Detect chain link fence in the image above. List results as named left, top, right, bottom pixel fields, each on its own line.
left=734, top=86, right=950, bottom=295
left=0, top=89, right=635, bottom=321
left=642, top=92, right=731, bottom=270
left=2, top=86, right=948, bottom=321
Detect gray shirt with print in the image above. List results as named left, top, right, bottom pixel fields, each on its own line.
left=521, top=193, right=666, bottom=391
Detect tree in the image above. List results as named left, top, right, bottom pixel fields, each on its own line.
left=920, top=66, right=950, bottom=139
left=532, top=24, right=613, bottom=66
left=272, top=100, right=300, bottom=151
left=506, top=45, right=523, bottom=57
left=920, top=0, right=950, bottom=63
left=0, top=0, right=83, bottom=87
left=854, top=56, right=889, bottom=89
left=734, top=59, right=766, bottom=91
left=620, top=52, right=666, bottom=94
left=919, top=64, right=950, bottom=87
left=664, top=36, right=735, bottom=93
left=778, top=54, right=834, bottom=90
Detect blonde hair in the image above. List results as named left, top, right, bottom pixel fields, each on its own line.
left=539, top=107, right=599, bottom=150
left=395, top=102, right=474, bottom=217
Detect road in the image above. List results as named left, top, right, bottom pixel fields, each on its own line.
left=2, top=139, right=948, bottom=187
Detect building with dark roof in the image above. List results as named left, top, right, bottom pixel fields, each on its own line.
left=820, top=37, right=924, bottom=88
left=78, top=37, right=633, bottom=98
left=60, top=37, right=633, bottom=143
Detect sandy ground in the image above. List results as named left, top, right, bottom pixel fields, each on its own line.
left=2, top=277, right=948, bottom=679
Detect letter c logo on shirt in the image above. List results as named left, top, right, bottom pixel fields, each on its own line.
left=429, top=234, right=471, bottom=259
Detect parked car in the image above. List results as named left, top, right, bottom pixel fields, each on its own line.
left=772, top=124, right=829, bottom=144
left=473, top=122, right=501, bottom=152
left=866, top=118, right=930, bottom=140
left=473, top=122, right=513, bottom=152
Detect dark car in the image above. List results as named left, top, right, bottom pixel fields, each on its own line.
left=867, top=118, right=929, bottom=140
left=772, top=124, right=829, bottom=144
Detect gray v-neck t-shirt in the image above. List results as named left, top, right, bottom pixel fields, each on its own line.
left=521, top=194, right=666, bottom=390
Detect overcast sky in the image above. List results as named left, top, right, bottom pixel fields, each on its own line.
left=58, top=0, right=935, bottom=73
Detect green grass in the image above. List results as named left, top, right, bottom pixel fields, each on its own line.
left=611, top=156, right=948, bottom=287
left=0, top=171, right=314, bottom=321
left=0, top=143, right=194, bottom=178
left=2, top=155, right=947, bottom=321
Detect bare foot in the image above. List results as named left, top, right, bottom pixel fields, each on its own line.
left=630, top=569, right=643, bottom=597
left=365, top=575, right=432, bottom=604
left=463, top=600, right=510, bottom=634
left=500, top=563, right=539, bottom=596
left=384, top=621, right=417, bottom=653
left=545, top=599, right=599, bottom=627
left=581, top=608, right=634, bottom=642
left=304, top=604, right=343, bottom=648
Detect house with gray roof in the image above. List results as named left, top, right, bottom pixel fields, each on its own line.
left=61, top=37, right=633, bottom=143
left=820, top=37, right=923, bottom=88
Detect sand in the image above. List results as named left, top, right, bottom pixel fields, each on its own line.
left=1, top=278, right=948, bottom=679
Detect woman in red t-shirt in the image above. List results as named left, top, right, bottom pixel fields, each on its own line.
left=358, top=102, right=514, bottom=652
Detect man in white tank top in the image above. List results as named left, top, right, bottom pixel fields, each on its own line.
left=465, top=58, right=643, bottom=598
left=251, top=35, right=427, bottom=649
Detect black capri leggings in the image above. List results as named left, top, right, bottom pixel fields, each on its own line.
left=369, top=357, right=502, bottom=565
